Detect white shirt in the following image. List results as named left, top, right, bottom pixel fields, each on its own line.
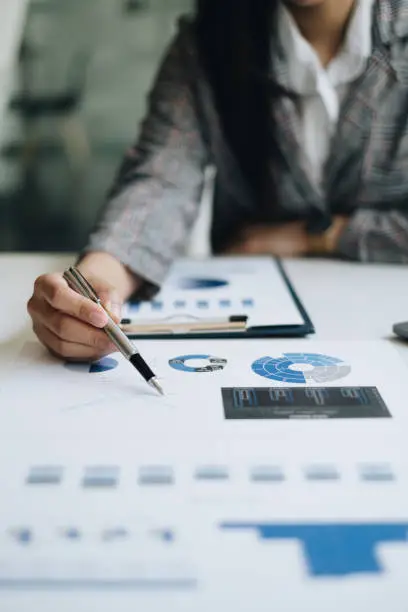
left=278, top=0, right=375, bottom=187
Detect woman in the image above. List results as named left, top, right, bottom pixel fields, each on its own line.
left=28, top=0, right=408, bottom=359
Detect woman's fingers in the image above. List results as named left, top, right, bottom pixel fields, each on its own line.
left=33, top=322, right=113, bottom=361
left=29, top=298, right=113, bottom=352
left=33, top=273, right=108, bottom=327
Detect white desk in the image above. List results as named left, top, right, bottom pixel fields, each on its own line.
left=0, top=0, right=30, bottom=140
left=1, top=253, right=408, bottom=360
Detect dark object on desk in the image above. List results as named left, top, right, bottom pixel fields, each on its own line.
left=222, top=387, right=391, bottom=420
left=393, top=321, right=408, bottom=340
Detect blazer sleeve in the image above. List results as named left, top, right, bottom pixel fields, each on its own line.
left=336, top=209, right=408, bottom=263
left=83, top=18, right=210, bottom=287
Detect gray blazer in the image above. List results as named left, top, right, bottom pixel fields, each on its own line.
left=85, top=0, right=408, bottom=287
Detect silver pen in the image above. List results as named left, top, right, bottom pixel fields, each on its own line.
left=63, top=266, right=164, bottom=395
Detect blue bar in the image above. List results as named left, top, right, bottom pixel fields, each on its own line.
left=304, top=465, right=340, bottom=481
left=195, top=466, right=229, bottom=481
left=26, top=466, right=63, bottom=485
left=82, top=466, right=120, bottom=488
left=250, top=466, right=285, bottom=482
left=138, top=466, right=174, bottom=485
left=359, top=464, right=395, bottom=482
left=220, top=522, right=408, bottom=577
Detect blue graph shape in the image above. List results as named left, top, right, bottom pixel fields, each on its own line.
left=251, top=353, right=350, bottom=384
left=10, top=528, right=32, bottom=545
left=341, top=388, right=369, bottom=405
left=61, top=527, right=81, bottom=541
left=169, top=354, right=227, bottom=373
left=178, top=277, right=229, bottom=290
left=220, top=522, right=408, bottom=577
left=269, top=389, right=294, bottom=403
left=102, top=527, right=129, bottom=542
left=252, top=356, right=306, bottom=383
left=233, top=388, right=258, bottom=408
left=152, top=529, right=175, bottom=543
left=64, top=357, right=118, bottom=374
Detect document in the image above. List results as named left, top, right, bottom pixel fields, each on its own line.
left=123, top=256, right=305, bottom=328
left=1, top=339, right=408, bottom=611
left=1, top=339, right=407, bottom=441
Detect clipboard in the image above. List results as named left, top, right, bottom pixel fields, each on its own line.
left=121, top=257, right=315, bottom=340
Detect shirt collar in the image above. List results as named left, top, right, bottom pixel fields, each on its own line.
left=276, top=0, right=376, bottom=94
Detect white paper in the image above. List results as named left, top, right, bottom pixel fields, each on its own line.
left=1, top=339, right=408, bottom=611
left=123, top=257, right=304, bottom=328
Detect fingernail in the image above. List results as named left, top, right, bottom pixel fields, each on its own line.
left=89, top=310, right=107, bottom=327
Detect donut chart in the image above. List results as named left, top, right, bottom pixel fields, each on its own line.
left=169, top=354, right=227, bottom=373
left=251, top=353, right=351, bottom=384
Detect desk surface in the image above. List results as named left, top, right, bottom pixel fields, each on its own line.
left=1, top=253, right=408, bottom=611
left=1, top=252, right=407, bottom=358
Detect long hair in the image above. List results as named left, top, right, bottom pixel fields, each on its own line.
left=195, top=0, right=282, bottom=213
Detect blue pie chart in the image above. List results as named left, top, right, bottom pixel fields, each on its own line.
left=64, top=356, right=118, bottom=374
left=178, top=277, right=229, bottom=290
left=251, top=353, right=351, bottom=384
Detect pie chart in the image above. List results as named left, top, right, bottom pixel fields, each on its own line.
left=178, top=277, right=229, bottom=290
left=64, top=357, right=118, bottom=374
left=251, top=353, right=351, bottom=384
left=169, top=354, right=227, bottom=373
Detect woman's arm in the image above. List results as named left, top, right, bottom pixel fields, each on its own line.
left=83, top=18, right=210, bottom=290
left=221, top=210, right=408, bottom=263
left=335, top=210, right=408, bottom=263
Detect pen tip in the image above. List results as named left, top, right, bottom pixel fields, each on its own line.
left=150, top=378, right=164, bottom=396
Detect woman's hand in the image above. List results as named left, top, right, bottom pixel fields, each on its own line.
left=27, top=272, right=122, bottom=361
left=223, top=217, right=349, bottom=257
left=27, top=252, right=139, bottom=361
left=224, top=222, right=310, bottom=257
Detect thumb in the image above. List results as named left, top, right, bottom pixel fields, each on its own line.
left=101, top=293, right=123, bottom=323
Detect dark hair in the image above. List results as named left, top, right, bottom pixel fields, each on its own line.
left=195, top=0, right=282, bottom=213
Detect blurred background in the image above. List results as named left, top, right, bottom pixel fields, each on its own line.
left=0, top=0, right=197, bottom=253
